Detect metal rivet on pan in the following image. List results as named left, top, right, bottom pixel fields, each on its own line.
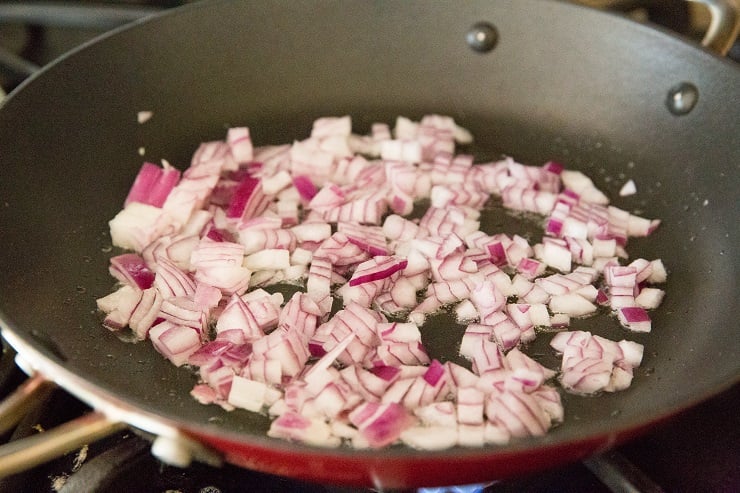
left=666, top=82, right=699, bottom=116
left=466, top=22, right=498, bottom=53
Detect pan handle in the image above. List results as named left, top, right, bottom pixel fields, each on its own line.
left=0, top=371, right=221, bottom=478
left=0, top=360, right=126, bottom=479
left=0, top=410, right=125, bottom=478
left=688, top=0, right=740, bottom=54
left=0, top=371, right=55, bottom=436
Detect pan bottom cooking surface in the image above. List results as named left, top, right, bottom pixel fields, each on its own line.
left=2, top=341, right=738, bottom=492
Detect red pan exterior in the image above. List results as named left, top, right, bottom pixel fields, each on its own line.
left=186, top=424, right=653, bottom=488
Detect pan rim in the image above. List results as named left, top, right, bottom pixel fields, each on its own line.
left=2, top=320, right=738, bottom=487
left=1, top=0, right=738, bottom=114
left=2, top=317, right=738, bottom=460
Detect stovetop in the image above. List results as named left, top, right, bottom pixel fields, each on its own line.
left=1, top=2, right=738, bottom=492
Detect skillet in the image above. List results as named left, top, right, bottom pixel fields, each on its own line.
left=0, top=0, right=738, bottom=487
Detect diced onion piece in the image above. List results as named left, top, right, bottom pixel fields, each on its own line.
left=457, top=424, right=486, bottom=447
left=619, top=179, right=637, bottom=196
left=561, top=170, right=609, bottom=205
left=267, top=411, right=339, bottom=447
left=260, top=170, right=292, bottom=195
left=541, top=240, right=572, bottom=272
left=227, top=127, right=254, bottom=164
left=348, top=256, right=408, bottom=287
left=551, top=331, right=644, bottom=395
left=109, top=202, right=178, bottom=252
left=149, top=322, right=201, bottom=367
left=400, top=425, right=458, bottom=450
left=226, top=176, right=269, bottom=221
left=137, top=110, right=153, bottom=124
left=485, top=389, right=550, bottom=438
left=635, top=287, right=665, bottom=309
left=549, top=293, right=598, bottom=317
left=376, top=322, right=421, bottom=343
left=125, top=161, right=181, bottom=208
left=414, top=401, right=457, bottom=428
left=349, top=402, right=415, bottom=448
left=457, top=386, right=485, bottom=425
left=244, top=249, right=291, bottom=271
left=228, top=375, right=267, bottom=412
left=647, top=259, right=668, bottom=283
left=617, top=306, right=652, bottom=332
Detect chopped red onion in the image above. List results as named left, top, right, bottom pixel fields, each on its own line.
left=376, top=322, right=421, bottom=343
left=109, top=202, right=179, bottom=253
left=153, top=258, right=197, bottom=298
left=549, top=293, right=598, bottom=317
left=551, top=330, right=644, bottom=394
left=617, top=306, right=652, bottom=332
left=348, top=401, right=416, bottom=448
left=348, top=256, right=408, bottom=287
left=100, top=114, right=666, bottom=450
left=128, top=287, right=164, bottom=339
left=339, top=222, right=390, bottom=257
left=228, top=375, right=267, bottom=412
left=125, top=161, right=181, bottom=208
left=159, top=296, right=208, bottom=333
left=635, top=287, right=665, bottom=309
left=306, top=256, right=333, bottom=316
left=109, top=253, right=155, bottom=290
left=561, top=170, right=609, bottom=205
left=97, top=285, right=140, bottom=331
left=268, top=411, right=339, bottom=447
left=226, top=176, right=270, bottom=221
left=149, top=321, right=202, bottom=367
left=290, top=174, right=317, bottom=202
left=252, top=326, right=310, bottom=377
left=226, top=127, right=254, bottom=164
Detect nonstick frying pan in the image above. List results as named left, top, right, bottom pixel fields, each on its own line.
left=0, top=0, right=738, bottom=488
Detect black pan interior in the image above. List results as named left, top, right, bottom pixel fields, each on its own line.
left=0, top=0, right=738, bottom=458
